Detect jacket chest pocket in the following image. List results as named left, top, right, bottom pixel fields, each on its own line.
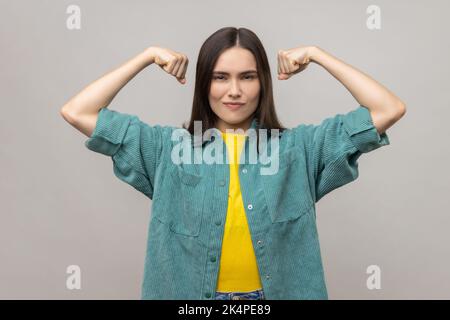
left=261, top=148, right=314, bottom=223
left=153, top=165, right=205, bottom=236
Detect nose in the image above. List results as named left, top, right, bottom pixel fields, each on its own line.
left=228, top=79, right=242, bottom=96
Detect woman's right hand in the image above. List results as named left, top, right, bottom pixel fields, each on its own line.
left=148, top=46, right=189, bottom=84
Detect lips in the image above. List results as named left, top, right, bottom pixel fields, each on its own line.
left=223, top=102, right=245, bottom=110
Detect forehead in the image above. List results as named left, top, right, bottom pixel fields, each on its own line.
left=213, top=47, right=257, bottom=73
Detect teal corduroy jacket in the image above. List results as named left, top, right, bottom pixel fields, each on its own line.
left=85, top=105, right=390, bottom=300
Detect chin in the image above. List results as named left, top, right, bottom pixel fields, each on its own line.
left=221, top=115, right=247, bottom=125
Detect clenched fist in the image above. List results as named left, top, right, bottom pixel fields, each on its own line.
left=148, top=46, right=189, bottom=84
left=277, top=46, right=315, bottom=80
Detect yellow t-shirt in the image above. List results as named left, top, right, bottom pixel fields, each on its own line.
left=215, top=132, right=263, bottom=292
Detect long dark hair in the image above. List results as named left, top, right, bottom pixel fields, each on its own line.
left=183, top=27, right=286, bottom=144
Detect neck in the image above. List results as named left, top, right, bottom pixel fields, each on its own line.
left=216, top=117, right=253, bottom=134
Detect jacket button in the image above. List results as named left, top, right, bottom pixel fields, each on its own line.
left=215, top=220, right=221, bottom=226
left=219, top=180, right=225, bottom=186
left=257, top=240, right=263, bottom=246
left=242, top=168, right=247, bottom=174
left=247, top=204, right=253, bottom=210
left=210, top=256, right=216, bottom=262
left=205, top=292, right=211, bottom=298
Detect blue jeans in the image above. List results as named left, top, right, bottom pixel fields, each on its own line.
left=215, top=289, right=265, bottom=300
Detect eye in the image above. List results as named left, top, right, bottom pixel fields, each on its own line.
left=212, top=74, right=256, bottom=80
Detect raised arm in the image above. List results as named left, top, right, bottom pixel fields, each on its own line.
left=60, top=46, right=189, bottom=137
left=277, top=45, right=407, bottom=135
left=60, top=47, right=156, bottom=137
left=308, top=46, right=406, bottom=134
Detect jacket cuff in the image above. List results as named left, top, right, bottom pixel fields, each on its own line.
left=342, top=105, right=390, bottom=153
left=84, top=108, right=133, bottom=156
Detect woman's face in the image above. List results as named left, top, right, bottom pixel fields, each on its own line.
left=209, top=47, right=261, bottom=133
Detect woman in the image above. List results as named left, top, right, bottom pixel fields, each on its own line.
left=60, top=27, right=406, bottom=300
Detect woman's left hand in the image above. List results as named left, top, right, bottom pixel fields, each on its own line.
left=277, top=46, right=315, bottom=80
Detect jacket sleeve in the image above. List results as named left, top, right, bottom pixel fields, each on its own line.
left=297, top=105, right=391, bottom=202
left=84, top=107, right=165, bottom=200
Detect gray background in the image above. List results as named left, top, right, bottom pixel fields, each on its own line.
left=1, top=0, right=449, bottom=299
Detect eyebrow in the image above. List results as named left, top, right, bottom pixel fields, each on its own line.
left=212, top=70, right=258, bottom=75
